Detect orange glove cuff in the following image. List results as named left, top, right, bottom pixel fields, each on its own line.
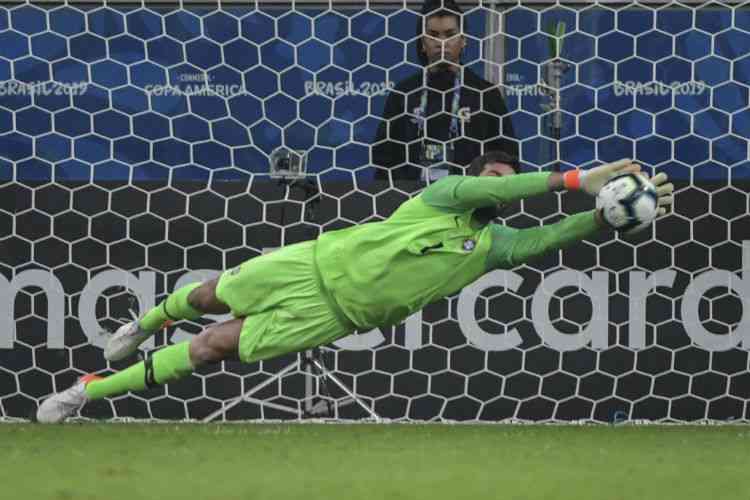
left=563, top=169, right=582, bottom=190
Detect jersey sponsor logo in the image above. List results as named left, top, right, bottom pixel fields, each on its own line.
left=462, top=239, right=476, bottom=251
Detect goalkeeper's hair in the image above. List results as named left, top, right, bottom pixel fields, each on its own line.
left=466, top=150, right=521, bottom=177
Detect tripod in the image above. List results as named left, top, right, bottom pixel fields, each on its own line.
left=203, top=177, right=381, bottom=422
left=203, top=348, right=380, bottom=421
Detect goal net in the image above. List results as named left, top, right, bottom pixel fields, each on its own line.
left=1, top=0, right=749, bottom=422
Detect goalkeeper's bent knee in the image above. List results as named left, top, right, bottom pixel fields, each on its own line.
left=139, top=283, right=203, bottom=332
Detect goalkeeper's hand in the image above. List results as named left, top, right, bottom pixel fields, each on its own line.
left=650, top=171, right=674, bottom=217
left=564, top=158, right=643, bottom=196
left=593, top=170, right=675, bottom=229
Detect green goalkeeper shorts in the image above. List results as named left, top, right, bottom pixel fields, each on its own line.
left=215, top=240, right=356, bottom=364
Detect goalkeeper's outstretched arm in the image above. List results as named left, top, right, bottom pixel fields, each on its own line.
left=486, top=169, right=674, bottom=268
left=422, top=172, right=562, bottom=212
left=487, top=210, right=606, bottom=269
left=422, top=159, right=644, bottom=212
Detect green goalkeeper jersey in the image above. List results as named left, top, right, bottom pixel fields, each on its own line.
left=314, top=173, right=600, bottom=330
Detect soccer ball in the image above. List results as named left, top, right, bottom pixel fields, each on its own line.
left=596, top=173, right=658, bottom=235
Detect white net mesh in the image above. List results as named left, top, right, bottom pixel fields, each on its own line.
left=1, top=0, right=749, bottom=422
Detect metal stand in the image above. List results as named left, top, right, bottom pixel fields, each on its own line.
left=203, top=348, right=380, bottom=422
left=203, top=169, right=380, bottom=422
left=540, top=58, right=570, bottom=172
left=539, top=22, right=571, bottom=173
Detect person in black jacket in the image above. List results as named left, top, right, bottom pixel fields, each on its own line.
left=373, top=0, right=518, bottom=182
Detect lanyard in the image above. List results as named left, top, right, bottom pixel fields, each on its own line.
left=415, top=73, right=462, bottom=140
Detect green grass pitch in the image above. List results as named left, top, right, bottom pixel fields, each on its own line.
left=3, top=423, right=749, bottom=500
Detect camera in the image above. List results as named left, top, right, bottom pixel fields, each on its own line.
left=269, top=147, right=307, bottom=180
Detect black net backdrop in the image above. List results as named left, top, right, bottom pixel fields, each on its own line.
left=2, top=178, right=750, bottom=422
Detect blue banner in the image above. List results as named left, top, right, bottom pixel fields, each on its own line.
left=0, top=4, right=747, bottom=182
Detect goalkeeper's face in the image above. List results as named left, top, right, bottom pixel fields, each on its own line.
left=479, top=161, right=516, bottom=216
left=479, top=162, right=516, bottom=178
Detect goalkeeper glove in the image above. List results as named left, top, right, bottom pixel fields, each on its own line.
left=563, top=158, right=643, bottom=196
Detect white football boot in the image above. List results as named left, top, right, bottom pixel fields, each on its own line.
left=37, top=374, right=102, bottom=424
left=104, top=320, right=154, bottom=362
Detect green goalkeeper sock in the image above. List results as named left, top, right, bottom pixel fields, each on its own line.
left=85, top=342, right=194, bottom=400
left=139, top=282, right=202, bottom=332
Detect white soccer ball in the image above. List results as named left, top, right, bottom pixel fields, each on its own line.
left=596, top=173, right=658, bottom=235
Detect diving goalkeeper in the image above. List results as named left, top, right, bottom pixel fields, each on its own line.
left=37, top=153, right=673, bottom=423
